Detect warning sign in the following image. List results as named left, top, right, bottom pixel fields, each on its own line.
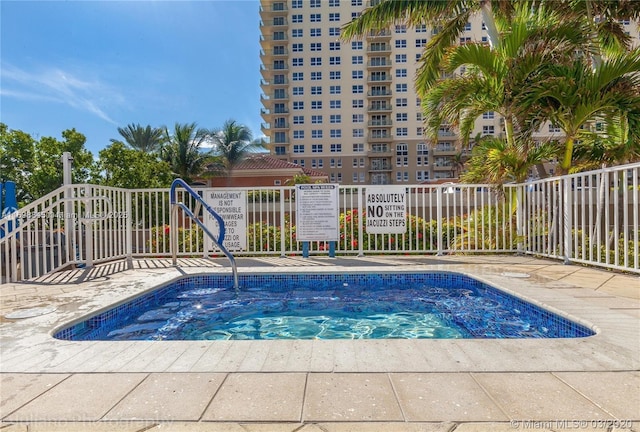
left=365, top=186, right=407, bottom=234
left=204, top=189, right=247, bottom=252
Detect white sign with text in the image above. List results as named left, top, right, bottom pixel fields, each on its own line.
left=365, top=186, right=407, bottom=234
left=295, top=184, right=339, bottom=242
left=203, top=189, right=247, bottom=252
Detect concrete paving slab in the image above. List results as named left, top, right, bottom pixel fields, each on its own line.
left=554, top=371, right=640, bottom=420
left=104, top=373, right=226, bottom=421
left=303, top=373, right=403, bottom=421
left=473, top=372, right=613, bottom=420
left=147, top=423, right=248, bottom=431
left=202, top=373, right=306, bottom=422
left=310, top=422, right=454, bottom=431
left=3, top=373, right=147, bottom=421
left=390, top=373, right=508, bottom=422
left=0, top=373, right=69, bottom=418
left=3, top=421, right=153, bottom=431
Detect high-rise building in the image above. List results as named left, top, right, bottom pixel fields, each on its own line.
left=259, top=0, right=639, bottom=184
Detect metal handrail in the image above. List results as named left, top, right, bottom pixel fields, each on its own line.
left=169, top=179, right=239, bottom=290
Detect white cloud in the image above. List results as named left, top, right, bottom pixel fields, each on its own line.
left=0, top=63, right=125, bottom=124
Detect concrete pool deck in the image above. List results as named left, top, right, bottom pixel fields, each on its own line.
left=0, top=255, right=638, bottom=431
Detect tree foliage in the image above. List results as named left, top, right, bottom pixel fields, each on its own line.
left=111, top=123, right=165, bottom=154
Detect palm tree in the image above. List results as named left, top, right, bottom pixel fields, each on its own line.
left=521, top=49, right=640, bottom=174
left=112, top=123, right=165, bottom=154
left=161, top=122, right=211, bottom=184
left=207, top=120, right=263, bottom=185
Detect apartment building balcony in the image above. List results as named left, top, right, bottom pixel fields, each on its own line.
left=368, top=133, right=392, bottom=142
left=259, top=1, right=288, bottom=16
left=367, top=89, right=392, bottom=98
left=367, top=44, right=391, bottom=54
left=261, top=121, right=289, bottom=133
left=367, top=74, right=391, bottom=83
left=260, top=48, right=289, bottom=61
left=366, top=29, right=392, bottom=40
left=367, top=58, right=392, bottom=69
left=260, top=107, right=289, bottom=120
left=437, top=128, right=457, bottom=138
left=259, top=34, right=288, bottom=48
left=368, top=162, right=393, bottom=172
left=260, top=64, right=288, bottom=78
left=261, top=92, right=289, bottom=102
left=433, top=146, right=458, bottom=156
left=260, top=77, right=288, bottom=88
left=367, top=149, right=393, bottom=157
left=260, top=18, right=288, bottom=29
left=367, top=119, right=393, bottom=127
left=367, top=104, right=392, bottom=113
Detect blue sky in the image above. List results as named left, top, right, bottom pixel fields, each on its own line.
left=1, top=0, right=263, bottom=155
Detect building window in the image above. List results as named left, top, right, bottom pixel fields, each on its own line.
left=292, top=29, right=303, bottom=38
left=353, top=143, right=364, bottom=152
left=416, top=170, right=429, bottom=181
left=416, top=127, right=423, bottom=136
left=293, top=101, right=304, bottom=110
left=482, top=111, right=495, bottom=119
left=352, top=85, right=364, bottom=94
left=292, top=86, right=303, bottom=96
left=293, top=144, right=305, bottom=153
left=416, top=143, right=428, bottom=166
left=311, top=115, right=323, bottom=124
left=330, top=71, right=342, bottom=80
left=312, top=144, right=323, bottom=153
left=310, top=0, right=321, bottom=7
left=292, top=0, right=302, bottom=8
left=274, top=132, right=286, bottom=143
left=352, top=70, right=363, bottom=79
left=329, top=41, right=341, bottom=51
left=293, top=130, right=304, bottom=139
left=330, top=85, right=341, bottom=94
left=352, top=55, right=363, bottom=64
left=292, top=43, right=303, bottom=52
left=464, top=22, right=472, bottom=31
left=310, top=28, right=321, bottom=37
left=310, top=42, right=321, bottom=51
left=352, top=128, right=364, bottom=137
left=395, top=24, right=406, bottom=33
left=351, top=0, right=362, bottom=5
left=416, top=38, right=427, bottom=47
left=416, top=24, right=427, bottom=33
left=293, top=115, right=304, bottom=124
left=352, top=99, right=364, bottom=108
left=329, top=12, right=340, bottom=21
left=275, top=146, right=286, bottom=155
left=329, top=0, right=340, bottom=6
left=312, top=129, right=323, bottom=138
left=329, top=56, right=341, bottom=65
left=292, top=14, right=302, bottom=23
left=395, top=39, right=407, bottom=48
left=329, top=27, right=340, bottom=36
left=330, top=129, right=341, bottom=138
left=331, top=144, right=342, bottom=152
left=482, top=125, right=495, bottom=135
left=395, top=54, right=407, bottom=63
left=352, top=41, right=363, bottom=50
left=396, top=143, right=408, bottom=166
left=396, top=127, right=408, bottom=136
left=396, top=98, right=407, bottom=107
left=292, top=58, right=303, bottom=67
left=292, top=72, right=303, bottom=81
left=352, top=172, right=359, bottom=182
left=396, top=83, right=408, bottom=92
left=311, top=57, right=322, bottom=66
left=311, top=86, right=322, bottom=95
left=396, top=113, right=408, bottom=122
left=549, top=123, right=562, bottom=133
left=330, top=114, right=341, bottom=123
left=330, top=100, right=342, bottom=109
left=311, top=71, right=322, bottom=80
left=395, top=68, right=407, bottom=78
left=352, top=114, right=363, bottom=123
left=310, top=13, right=321, bottom=22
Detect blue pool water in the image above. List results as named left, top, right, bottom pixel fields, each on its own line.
left=54, top=272, right=595, bottom=341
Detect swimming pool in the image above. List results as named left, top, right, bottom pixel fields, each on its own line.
left=53, top=272, right=595, bottom=341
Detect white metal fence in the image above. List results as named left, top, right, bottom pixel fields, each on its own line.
left=1, top=162, right=638, bottom=283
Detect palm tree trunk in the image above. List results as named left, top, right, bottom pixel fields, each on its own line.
left=561, top=136, right=575, bottom=174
